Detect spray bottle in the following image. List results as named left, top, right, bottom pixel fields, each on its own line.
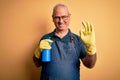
left=42, top=37, right=52, bottom=62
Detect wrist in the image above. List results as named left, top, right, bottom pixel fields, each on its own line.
left=85, top=43, right=96, bottom=55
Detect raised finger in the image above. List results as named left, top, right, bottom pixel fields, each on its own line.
left=82, top=21, right=87, bottom=32
left=86, top=21, right=91, bottom=32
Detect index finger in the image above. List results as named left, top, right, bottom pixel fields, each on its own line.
left=82, top=21, right=87, bottom=32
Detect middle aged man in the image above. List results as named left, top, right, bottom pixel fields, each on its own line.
left=33, top=3, right=97, bottom=80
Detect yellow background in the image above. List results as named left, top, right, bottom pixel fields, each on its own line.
left=0, top=0, right=120, bottom=80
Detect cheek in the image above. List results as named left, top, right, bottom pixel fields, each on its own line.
left=65, top=19, right=70, bottom=25
left=65, top=21, right=70, bottom=26
left=53, top=22, right=58, bottom=27
left=53, top=20, right=57, bottom=24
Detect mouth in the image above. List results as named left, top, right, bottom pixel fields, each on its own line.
left=59, top=24, right=65, bottom=27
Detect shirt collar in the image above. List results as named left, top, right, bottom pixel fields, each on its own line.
left=50, top=29, right=72, bottom=38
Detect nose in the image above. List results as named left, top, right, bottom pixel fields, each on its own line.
left=59, top=17, right=64, bottom=22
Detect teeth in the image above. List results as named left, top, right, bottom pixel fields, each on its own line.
left=59, top=24, right=64, bottom=26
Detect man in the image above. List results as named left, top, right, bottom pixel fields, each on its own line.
left=33, top=3, right=97, bottom=80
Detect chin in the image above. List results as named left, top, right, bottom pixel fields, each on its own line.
left=59, top=26, right=66, bottom=29
left=59, top=28, right=68, bottom=31
left=59, top=25, right=66, bottom=28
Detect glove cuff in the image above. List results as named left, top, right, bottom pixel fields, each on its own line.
left=85, top=43, right=96, bottom=55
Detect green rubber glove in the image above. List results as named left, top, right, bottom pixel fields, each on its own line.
left=79, top=21, right=96, bottom=55
left=35, top=39, right=53, bottom=59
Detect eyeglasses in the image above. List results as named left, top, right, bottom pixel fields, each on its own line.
left=53, top=15, right=69, bottom=21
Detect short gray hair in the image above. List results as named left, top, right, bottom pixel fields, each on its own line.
left=52, top=3, right=70, bottom=16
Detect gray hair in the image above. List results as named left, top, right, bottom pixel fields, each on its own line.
left=52, top=3, right=70, bottom=16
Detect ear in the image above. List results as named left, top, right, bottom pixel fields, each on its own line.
left=68, top=14, right=71, bottom=20
left=52, top=15, right=54, bottom=22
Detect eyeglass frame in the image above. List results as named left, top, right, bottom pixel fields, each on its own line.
left=52, top=14, right=71, bottom=21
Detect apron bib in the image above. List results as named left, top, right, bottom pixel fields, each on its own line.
left=41, top=37, right=80, bottom=80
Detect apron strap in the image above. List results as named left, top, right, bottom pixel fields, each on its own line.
left=70, top=36, right=74, bottom=43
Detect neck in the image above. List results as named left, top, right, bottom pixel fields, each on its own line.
left=55, top=29, right=69, bottom=38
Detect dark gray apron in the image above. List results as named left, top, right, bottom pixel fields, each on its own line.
left=41, top=37, right=80, bottom=80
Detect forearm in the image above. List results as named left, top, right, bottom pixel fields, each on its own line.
left=33, top=54, right=42, bottom=67
left=82, top=53, right=97, bottom=68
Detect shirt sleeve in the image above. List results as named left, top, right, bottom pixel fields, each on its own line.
left=76, top=35, right=86, bottom=59
left=79, top=42, right=86, bottom=59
